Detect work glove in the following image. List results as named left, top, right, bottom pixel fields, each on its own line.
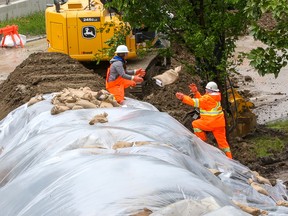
left=175, top=92, right=184, bottom=100
left=135, top=68, right=146, bottom=77
left=132, top=76, right=144, bottom=83
left=189, top=83, right=198, bottom=93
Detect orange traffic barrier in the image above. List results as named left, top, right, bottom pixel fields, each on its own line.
left=0, top=25, right=24, bottom=48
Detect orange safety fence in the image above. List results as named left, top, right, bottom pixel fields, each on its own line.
left=0, top=25, right=24, bottom=48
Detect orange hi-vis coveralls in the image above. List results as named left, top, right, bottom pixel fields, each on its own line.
left=106, top=56, right=136, bottom=103
left=182, top=91, right=233, bottom=159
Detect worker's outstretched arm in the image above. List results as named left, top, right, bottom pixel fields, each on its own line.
left=176, top=92, right=200, bottom=108
left=189, top=83, right=201, bottom=98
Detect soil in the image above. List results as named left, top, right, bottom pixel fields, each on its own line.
left=0, top=42, right=287, bottom=188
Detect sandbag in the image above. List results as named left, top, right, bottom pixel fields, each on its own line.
left=153, top=66, right=181, bottom=87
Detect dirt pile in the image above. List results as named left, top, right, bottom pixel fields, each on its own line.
left=0, top=52, right=105, bottom=120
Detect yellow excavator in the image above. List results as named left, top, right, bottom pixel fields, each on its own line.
left=45, top=0, right=158, bottom=61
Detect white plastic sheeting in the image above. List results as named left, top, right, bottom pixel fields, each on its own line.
left=0, top=94, right=287, bottom=215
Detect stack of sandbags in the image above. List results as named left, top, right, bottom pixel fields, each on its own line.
left=51, top=87, right=120, bottom=115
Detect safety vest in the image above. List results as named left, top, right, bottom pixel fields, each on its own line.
left=192, top=97, right=223, bottom=117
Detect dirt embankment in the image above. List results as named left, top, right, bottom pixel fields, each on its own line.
left=0, top=52, right=105, bottom=120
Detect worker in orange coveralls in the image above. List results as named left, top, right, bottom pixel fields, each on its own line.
left=106, top=45, right=145, bottom=103
left=175, top=81, right=233, bottom=159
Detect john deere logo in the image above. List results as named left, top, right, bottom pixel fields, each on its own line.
left=82, top=26, right=96, bottom=39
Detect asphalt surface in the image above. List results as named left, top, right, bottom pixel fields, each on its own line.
left=0, top=36, right=47, bottom=83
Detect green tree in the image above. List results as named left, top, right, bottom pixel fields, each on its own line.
left=106, top=0, right=288, bottom=88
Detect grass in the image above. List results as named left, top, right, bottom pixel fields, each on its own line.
left=246, top=120, right=288, bottom=158
left=267, top=119, right=288, bottom=133
left=0, top=11, right=46, bottom=36
left=251, top=136, right=285, bottom=157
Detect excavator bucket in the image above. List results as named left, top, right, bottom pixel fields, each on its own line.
left=227, top=88, right=257, bottom=137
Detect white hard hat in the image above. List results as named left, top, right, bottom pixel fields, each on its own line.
left=205, top=81, right=219, bottom=92
left=115, top=45, right=129, bottom=53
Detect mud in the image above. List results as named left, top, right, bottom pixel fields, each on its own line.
left=0, top=51, right=105, bottom=120
left=0, top=37, right=287, bottom=187
left=234, top=36, right=288, bottom=124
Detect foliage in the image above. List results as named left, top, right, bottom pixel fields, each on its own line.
left=0, top=12, right=45, bottom=36
left=107, top=0, right=248, bottom=87
left=106, top=0, right=288, bottom=83
left=245, top=0, right=288, bottom=78
left=94, top=21, right=131, bottom=62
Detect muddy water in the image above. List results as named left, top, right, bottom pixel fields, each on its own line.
left=0, top=37, right=47, bottom=83
left=235, top=36, right=288, bottom=124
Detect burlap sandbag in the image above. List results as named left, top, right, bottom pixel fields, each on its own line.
left=105, top=95, right=120, bottom=107
left=90, top=99, right=101, bottom=106
left=89, top=112, right=108, bottom=125
left=100, top=101, right=114, bottom=108
left=252, top=171, right=271, bottom=185
left=76, top=99, right=98, bottom=109
left=68, top=88, right=85, bottom=98
left=208, top=168, right=222, bottom=176
left=153, top=66, right=181, bottom=87
left=95, top=89, right=111, bottom=100
left=27, top=94, right=44, bottom=106
left=276, top=200, right=288, bottom=207
left=248, top=179, right=269, bottom=196
left=51, top=105, right=70, bottom=115
left=72, top=105, right=83, bottom=110
left=112, top=141, right=133, bottom=149
left=233, top=201, right=262, bottom=216
left=131, top=208, right=152, bottom=216
left=65, top=102, right=76, bottom=109
left=82, top=92, right=94, bottom=101
left=133, top=141, right=152, bottom=146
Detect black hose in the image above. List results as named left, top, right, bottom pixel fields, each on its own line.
left=226, top=75, right=238, bottom=134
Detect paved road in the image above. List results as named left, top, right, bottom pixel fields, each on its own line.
left=0, top=37, right=47, bottom=83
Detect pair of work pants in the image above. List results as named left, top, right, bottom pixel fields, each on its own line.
left=106, top=76, right=135, bottom=103
left=192, top=119, right=232, bottom=159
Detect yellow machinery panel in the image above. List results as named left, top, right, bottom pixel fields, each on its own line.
left=45, top=0, right=140, bottom=62
left=46, top=11, right=68, bottom=53
left=75, top=10, right=103, bottom=61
